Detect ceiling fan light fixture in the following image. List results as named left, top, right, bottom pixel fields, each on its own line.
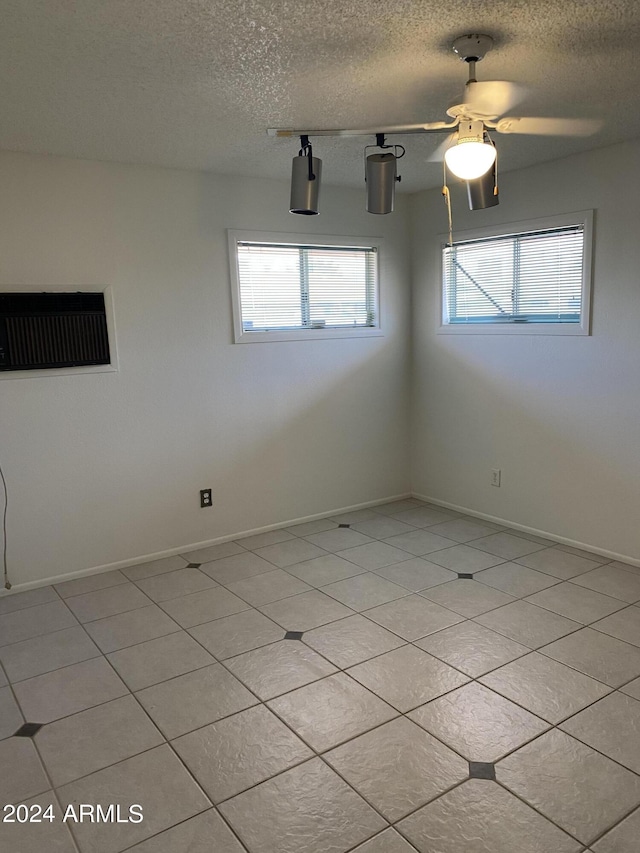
left=444, top=138, right=496, bottom=180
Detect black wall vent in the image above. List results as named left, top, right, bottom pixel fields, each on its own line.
left=0, top=292, right=110, bottom=372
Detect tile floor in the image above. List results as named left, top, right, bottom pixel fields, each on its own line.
left=1, top=498, right=640, bottom=852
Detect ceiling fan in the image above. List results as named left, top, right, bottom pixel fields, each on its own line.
left=267, top=33, right=601, bottom=214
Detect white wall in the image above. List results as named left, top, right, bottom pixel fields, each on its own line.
left=0, top=151, right=411, bottom=587
left=410, top=139, right=640, bottom=560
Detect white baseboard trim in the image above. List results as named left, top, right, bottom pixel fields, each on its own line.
left=0, top=492, right=413, bottom=596
left=413, top=492, right=640, bottom=568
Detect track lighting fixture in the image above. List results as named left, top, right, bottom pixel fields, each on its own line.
left=444, top=120, right=496, bottom=180
left=364, top=134, right=404, bottom=214
left=290, top=135, right=322, bottom=215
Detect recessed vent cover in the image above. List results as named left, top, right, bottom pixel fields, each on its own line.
left=0, top=292, right=110, bottom=372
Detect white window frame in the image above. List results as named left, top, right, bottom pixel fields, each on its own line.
left=228, top=230, right=383, bottom=343
left=438, top=210, right=594, bottom=336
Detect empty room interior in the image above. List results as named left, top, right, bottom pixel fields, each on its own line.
left=1, top=2, right=640, bottom=852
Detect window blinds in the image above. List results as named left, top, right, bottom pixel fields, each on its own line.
left=237, top=242, right=377, bottom=331
left=443, top=225, right=585, bottom=324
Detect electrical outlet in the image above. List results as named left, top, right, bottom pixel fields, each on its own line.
left=200, top=488, right=212, bottom=508
left=491, top=469, right=501, bottom=487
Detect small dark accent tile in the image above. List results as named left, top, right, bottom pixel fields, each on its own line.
left=14, top=723, right=44, bottom=738
left=284, top=631, right=304, bottom=640
left=469, top=761, right=496, bottom=780
left=458, top=572, right=474, bottom=579
left=187, top=563, right=202, bottom=568
left=338, top=524, right=351, bottom=528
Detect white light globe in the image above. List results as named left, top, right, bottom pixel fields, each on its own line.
left=444, top=141, right=496, bottom=180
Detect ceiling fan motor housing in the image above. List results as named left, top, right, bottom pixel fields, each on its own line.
left=452, top=34, right=494, bottom=63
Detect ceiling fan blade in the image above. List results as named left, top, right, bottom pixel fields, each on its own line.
left=266, top=120, right=456, bottom=138
left=494, top=116, right=602, bottom=136
left=428, top=134, right=455, bottom=163
left=465, top=81, right=525, bottom=118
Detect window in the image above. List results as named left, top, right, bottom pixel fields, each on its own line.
left=228, top=231, right=381, bottom=342
left=440, top=211, right=593, bottom=335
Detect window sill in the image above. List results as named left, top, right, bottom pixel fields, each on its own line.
left=234, top=327, right=384, bottom=344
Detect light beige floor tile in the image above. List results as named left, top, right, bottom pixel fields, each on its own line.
left=426, top=518, right=501, bottom=543
left=136, top=663, right=257, bottom=739
left=259, top=589, right=353, bottom=631
left=322, top=573, right=408, bottom=610
left=0, top=738, right=49, bottom=804
left=351, top=517, right=418, bottom=540
left=421, top=579, right=514, bottom=617
left=475, top=600, right=581, bottom=648
left=329, top=508, right=385, bottom=524
left=64, top=583, right=152, bottom=623
left=199, top=551, right=277, bottom=586
left=373, top=557, right=457, bottom=591
left=476, top=562, right=560, bottom=597
left=364, top=594, right=463, bottom=640
left=0, top=600, right=77, bottom=647
left=560, top=692, right=640, bottom=774
left=122, top=555, right=189, bottom=581
left=416, top=621, right=530, bottom=677
left=525, top=583, right=626, bottom=624
left=255, top=539, right=327, bottom=568
left=426, top=544, right=506, bottom=572
left=540, top=627, right=640, bottom=687
left=36, top=695, right=164, bottom=786
left=352, top=829, right=418, bottom=853
left=592, top=606, right=640, bottom=647
left=608, top=560, right=640, bottom=575
left=54, top=569, right=128, bottom=598
left=226, top=569, right=312, bottom=606
left=390, top=507, right=459, bottom=527
left=0, top=685, right=23, bottom=738
left=347, top=644, right=468, bottom=712
left=238, top=529, right=296, bottom=549
left=268, top=672, right=397, bottom=752
left=0, top=793, right=78, bottom=853
left=303, top=614, right=404, bottom=668
left=516, top=548, right=603, bottom=579
left=555, top=544, right=608, bottom=561
left=284, top=518, right=338, bottom=537
left=189, top=608, right=284, bottom=660
left=0, top=625, right=100, bottom=682
left=397, top=778, right=582, bottom=853
left=572, top=565, right=640, bottom=603
left=159, top=586, right=250, bottom=628
left=471, top=533, right=548, bottom=560
left=503, top=530, right=557, bottom=546
left=592, top=806, right=640, bottom=853
left=107, top=631, right=215, bottom=691
left=0, top=585, right=58, bottom=615
left=325, top=717, right=468, bottom=821
left=0, top=667, right=5, bottom=687
left=225, top=641, right=337, bottom=700
left=621, top=677, right=640, bottom=700
left=126, top=808, right=246, bottom=853
left=371, top=499, right=423, bottom=516
left=498, top=728, right=640, bottom=845
left=382, top=530, right=457, bottom=557
left=410, top=682, right=549, bottom=762
left=173, top=704, right=312, bottom=804
left=84, top=604, right=181, bottom=653
left=306, top=528, right=374, bottom=552
left=284, top=553, right=367, bottom=586
left=219, top=757, right=386, bottom=853
left=135, top=568, right=218, bottom=602
left=181, top=540, right=247, bottom=564
left=14, top=656, right=128, bottom=723
left=57, top=745, right=210, bottom=853
left=480, top=652, right=610, bottom=724
left=338, top=541, right=415, bottom=571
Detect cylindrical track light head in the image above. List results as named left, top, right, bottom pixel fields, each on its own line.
left=290, top=155, right=322, bottom=215
left=366, top=152, right=397, bottom=214
left=466, top=162, right=499, bottom=210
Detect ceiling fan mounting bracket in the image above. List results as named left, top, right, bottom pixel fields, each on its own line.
left=452, top=34, right=494, bottom=63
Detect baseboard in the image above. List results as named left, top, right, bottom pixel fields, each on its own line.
left=413, top=492, right=640, bottom=568
left=0, top=492, right=413, bottom=596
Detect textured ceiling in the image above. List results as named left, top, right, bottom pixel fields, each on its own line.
left=1, top=0, right=639, bottom=192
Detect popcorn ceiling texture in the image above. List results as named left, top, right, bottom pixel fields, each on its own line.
left=0, top=0, right=638, bottom=190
